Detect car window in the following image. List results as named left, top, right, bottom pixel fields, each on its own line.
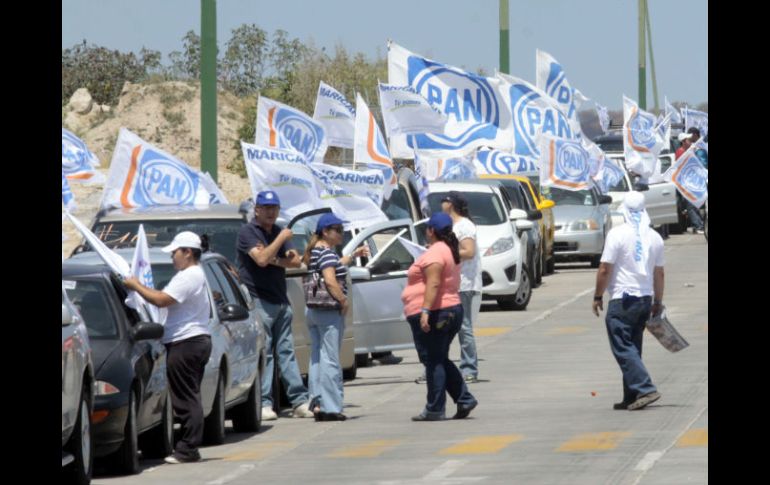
left=202, top=265, right=228, bottom=309
left=211, top=262, right=247, bottom=308
left=64, top=280, right=119, bottom=339
left=608, top=173, right=630, bottom=192
left=382, top=185, right=413, bottom=221
left=516, top=185, right=536, bottom=211
left=427, top=191, right=506, bottom=226
left=544, top=187, right=597, bottom=206
left=361, top=227, right=415, bottom=275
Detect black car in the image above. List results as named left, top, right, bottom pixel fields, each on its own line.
left=62, top=264, right=172, bottom=475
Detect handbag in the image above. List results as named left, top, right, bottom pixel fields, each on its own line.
left=303, top=267, right=340, bottom=309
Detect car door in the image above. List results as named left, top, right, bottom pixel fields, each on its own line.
left=201, top=263, right=237, bottom=402
left=643, top=181, right=679, bottom=226
left=61, top=286, right=80, bottom=441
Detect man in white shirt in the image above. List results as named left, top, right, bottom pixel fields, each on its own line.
left=124, top=231, right=212, bottom=463
left=592, top=192, right=665, bottom=411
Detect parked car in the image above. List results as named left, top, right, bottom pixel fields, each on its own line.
left=509, top=175, right=557, bottom=275
left=541, top=185, right=613, bottom=268
left=427, top=182, right=534, bottom=310
left=62, top=263, right=170, bottom=474
left=66, top=249, right=266, bottom=446
left=62, top=285, right=95, bottom=485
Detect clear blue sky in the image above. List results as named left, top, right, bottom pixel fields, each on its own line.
left=62, top=0, right=708, bottom=110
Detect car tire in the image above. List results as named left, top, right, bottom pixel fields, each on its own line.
left=342, top=357, right=357, bottom=381
left=140, top=392, right=174, bottom=459
left=231, top=371, right=262, bottom=433
left=63, top=385, right=92, bottom=485
left=534, top=247, right=544, bottom=287
left=203, top=373, right=226, bottom=445
left=497, top=265, right=532, bottom=311
left=355, top=353, right=370, bottom=368
left=111, top=390, right=139, bottom=474
left=545, top=256, right=555, bottom=275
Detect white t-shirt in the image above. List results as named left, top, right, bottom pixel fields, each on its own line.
left=600, top=225, right=665, bottom=300
left=161, top=265, right=211, bottom=344
left=453, top=217, right=483, bottom=293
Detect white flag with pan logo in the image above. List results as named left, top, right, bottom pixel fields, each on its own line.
left=310, top=164, right=388, bottom=229
left=127, top=224, right=162, bottom=323
left=414, top=148, right=477, bottom=182
left=101, top=128, right=223, bottom=210
left=387, top=42, right=512, bottom=157
left=313, top=81, right=355, bottom=149
left=682, top=107, right=708, bottom=139
left=538, top=135, right=592, bottom=191
left=595, top=103, right=610, bottom=134
left=353, top=93, right=397, bottom=199
left=623, top=96, right=666, bottom=179
left=62, top=128, right=105, bottom=184
left=475, top=148, right=538, bottom=177
left=535, top=49, right=585, bottom=125
left=665, top=97, right=682, bottom=125
left=311, top=163, right=387, bottom=208
left=664, top=146, right=708, bottom=208
left=378, top=82, right=447, bottom=137
left=593, top=158, right=626, bottom=194
left=256, top=95, right=328, bottom=164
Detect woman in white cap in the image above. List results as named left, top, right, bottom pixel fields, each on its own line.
left=123, top=231, right=212, bottom=464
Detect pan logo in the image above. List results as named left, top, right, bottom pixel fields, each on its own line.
left=407, top=56, right=499, bottom=150
left=511, top=83, right=573, bottom=158
left=680, top=163, right=707, bottom=195
left=555, top=142, right=589, bottom=182
left=136, top=151, right=198, bottom=205
left=477, top=150, right=537, bottom=175
left=545, top=63, right=576, bottom=119
left=626, top=109, right=657, bottom=151
left=273, top=109, right=325, bottom=161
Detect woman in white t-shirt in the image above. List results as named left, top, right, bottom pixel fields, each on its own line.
left=123, top=231, right=212, bottom=464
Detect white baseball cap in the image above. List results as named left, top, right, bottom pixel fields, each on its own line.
left=677, top=132, right=693, bottom=142
left=161, top=231, right=202, bottom=253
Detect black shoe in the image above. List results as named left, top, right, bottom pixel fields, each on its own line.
left=411, top=413, right=446, bottom=422
left=316, top=412, right=347, bottom=421
left=453, top=401, right=478, bottom=419
left=613, top=401, right=631, bottom=410
left=165, top=451, right=201, bottom=464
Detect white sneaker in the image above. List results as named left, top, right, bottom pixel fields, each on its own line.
left=291, top=402, right=315, bottom=418
left=262, top=406, right=278, bottom=421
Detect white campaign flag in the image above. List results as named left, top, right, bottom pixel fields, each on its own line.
left=311, top=163, right=387, bottom=208
left=198, top=172, right=229, bottom=205
left=414, top=149, right=477, bottom=182
left=538, top=135, right=592, bottom=191
left=398, top=236, right=427, bottom=259
left=310, top=165, right=388, bottom=229
left=682, top=107, right=708, bottom=139
left=623, top=96, right=666, bottom=179
left=582, top=138, right=607, bottom=178
left=498, top=72, right=583, bottom=159
left=65, top=211, right=131, bottom=277
left=62, top=172, right=76, bottom=211
left=62, top=128, right=105, bottom=184
left=536, top=49, right=585, bottom=124
left=101, top=128, right=224, bottom=210
left=412, top=152, right=431, bottom=218
left=126, top=224, right=161, bottom=322
left=256, top=95, right=328, bottom=164
left=593, top=158, right=626, bottom=194
left=665, top=97, right=682, bottom=125
left=663, top=146, right=708, bottom=208
left=313, top=81, right=356, bottom=149
left=353, top=93, right=398, bottom=199
left=474, top=148, right=538, bottom=177
left=595, top=103, right=610, bottom=134
left=378, top=82, right=447, bottom=137
left=388, top=42, right=512, bottom=157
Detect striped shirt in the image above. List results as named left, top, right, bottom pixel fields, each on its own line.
left=309, top=246, right=348, bottom=295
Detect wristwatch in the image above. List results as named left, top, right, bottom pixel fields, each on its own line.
left=421, top=307, right=431, bottom=315
left=593, top=295, right=603, bottom=301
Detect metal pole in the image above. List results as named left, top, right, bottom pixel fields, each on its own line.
left=499, top=0, right=510, bottom=74
left=201, top=0, right=217, bottom=182
left=638, top=0, right=647, bottom=109
left=644, top=0, right=659, bottom=111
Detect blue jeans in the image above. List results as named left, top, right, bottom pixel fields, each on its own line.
left=306, top=308, right=345, bottom=414
left=458, top=291, right=480, bottom=378
left=686, top=200, right=704, bottom=230
left=605, top=296, right=657, bottom=403
left=408, top=305, right=477, bottom=417
left=254, top=298, right=309, bottom=408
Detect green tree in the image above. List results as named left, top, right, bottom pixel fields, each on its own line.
left=168, top=30, right=201, bottom=80
left=220, top=24, right=269, bottom=97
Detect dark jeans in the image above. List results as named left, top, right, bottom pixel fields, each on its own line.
left=685, top=200, right=704, bottom=230
left=166, top=334, right=212, bottom=458
left=407, top=305, right=477, bottom=417
left=605, top=296, right=657, bottom=403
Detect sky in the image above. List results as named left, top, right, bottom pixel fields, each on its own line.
left=62, top=0, right=708, bottom=110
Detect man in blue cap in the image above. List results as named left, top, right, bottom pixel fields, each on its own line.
left=236, top=190, right=313, bottom=420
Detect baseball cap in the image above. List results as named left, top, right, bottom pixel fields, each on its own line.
left=256, top=190, right=281, bottom=206
left=161, top=231, right=202, bottom=253
left=316, top=213, right=348, bottom=234
left=427, top=212, right=453, bottom=231
left=677, top=133, right=692, bottom=142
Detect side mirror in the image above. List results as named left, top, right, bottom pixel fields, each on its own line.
left=538, top=199, right=556, bottom=210
left=509, top=208, right=528, bottom=221
left=218, top=304, right=250, bottom=322
left=132, top=322, right=164, bottom=340
left=633, top=182, right=649, bottom=192
left=62, top=304, right=74, bottom=326
left=515, top=220, right=534, bottom=231
left=349, top=266, right=372, bottom=281
left=599, top=195, right=614, bottom=205
left=527, top=210, right=543, bottom=220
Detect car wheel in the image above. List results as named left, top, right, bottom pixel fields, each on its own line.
left=203, top=373, right=226, bottom=445
left=355, top=353, right=370, bottom=368
left=63, top=385, right=92, bottom=485
left=232, top=370, right=262, bottom=433
left=497, top=265, right=532, bottom=311
left=111, top=390, right=139, bottom=474
left=342, top=357, right=357, bottom=381
left=534, top=246, right=544, bottom=287
left=140, top=391, right=174, bottom=459
left=545, top=255, right=555, bottom=275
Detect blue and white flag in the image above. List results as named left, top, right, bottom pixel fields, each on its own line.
left=623, top=96, right=666, bottom=179
left=311, top=163, right=387, bottom=208
left=198, top=171, right=229, bottom=205
left=310, top=165, right=388, bottom=229
left=412, top=152, right=431, bottom=218
left=682, top=107, right=708, bottom=139
left=536, top=49, right=584, bottom=124
left=664, top=146, right=708, bottom=208
left=498, top=72, right=583, bottom=159
left=593, top=158, right=626, bottom=194
left=595, top=103, right=611, bottom=135
left=62, top=128, right=105, bottom=184
left=387, top=42, right=512, bottom=157
left=353, top=93, right=397, bottom=199
left=313, top=81, right=356, bottom=149
left=256, top=95, right=328, bottom=164
left=583, top=139, right=607, bottom=178
left=414, top=149, right=477, bottom=182
left=62, top=172, right=76, bottom=211
left=538, top=136, right=592, bottom=191
left=101, top=129, right=225, bottom=210
left=65, top=211, right=131, bottom=277
left=475, top=148, right=538, bottom=177
left=664, top=97, right=682, bottom=125
left=127, top=224, right=162, bottom=323
left=378, top=82, right=447, bottom=137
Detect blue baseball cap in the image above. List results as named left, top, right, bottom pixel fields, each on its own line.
left=316, top=213, right=348, bottom=234
left=256, top=190, right=280, bottom=206
left=427, top=212, right=453, bottom=231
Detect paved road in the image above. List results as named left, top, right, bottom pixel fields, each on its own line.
left=93, top=233, right=707, bottom=485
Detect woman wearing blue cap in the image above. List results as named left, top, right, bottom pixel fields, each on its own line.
left=302, top=213, right=368, bottom=421
left=401, top=212, right=478, bottom=421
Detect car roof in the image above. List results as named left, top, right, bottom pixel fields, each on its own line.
left=462, top=178, right=524, bottom=189
left=428, top=181, right=497, bottom=194
left=66, top=248, right=228, bottom=268
left=96, top=204, right=245, bottom=223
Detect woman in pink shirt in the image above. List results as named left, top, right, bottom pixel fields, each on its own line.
left=401, top=212, right=478, bottom=421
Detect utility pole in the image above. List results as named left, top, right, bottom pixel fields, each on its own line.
left=638, top=0, right=647, bottom=109
left=201, top=0, right=217, bottom=182
left=644, top=0, right=659, bottom=111
left=499, top=0, right=510, bottom=74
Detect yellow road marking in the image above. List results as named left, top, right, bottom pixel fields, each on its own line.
left=547, top=326, right=588, bottom=335
left=224, top=441, right=295, bottom=461
left=474, top=327, right=511, bottom=337
left=328, top=440, right=402, bottom=458
left=556, top=432, right=631, bottom=452
left=439, top=435, right=523, bottom=455
left=676, top=428, right=708, bottom=447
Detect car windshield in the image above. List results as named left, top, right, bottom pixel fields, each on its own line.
left=63, top=280, right=119, bottom=339
left=608, top=174, right=629, bottom=192
left=427, top=191, right=506, bottom=225
left=595, top=137, right=624, bottom=153
left=542, top=187, right=597, bottom=206
left=381, top=185, right=412, bottom=221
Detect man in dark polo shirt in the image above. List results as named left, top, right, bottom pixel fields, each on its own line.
left=236, top=190, right=313, bottom=420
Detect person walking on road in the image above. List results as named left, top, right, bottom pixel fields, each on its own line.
left=592, top=192, right=665, bottom=411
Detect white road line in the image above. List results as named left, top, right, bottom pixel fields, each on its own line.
left=633, top=451, right=664, bottom=471
left=423, top=460, right=466, bottom=479
left=516, top=287, right=595, bottom=330
left=378, top=459, right=487, bottom=484
left=206, top=464, right=256, bottom=485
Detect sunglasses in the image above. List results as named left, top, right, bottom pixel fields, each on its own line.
left=327, top=225, right=344, bottom=233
